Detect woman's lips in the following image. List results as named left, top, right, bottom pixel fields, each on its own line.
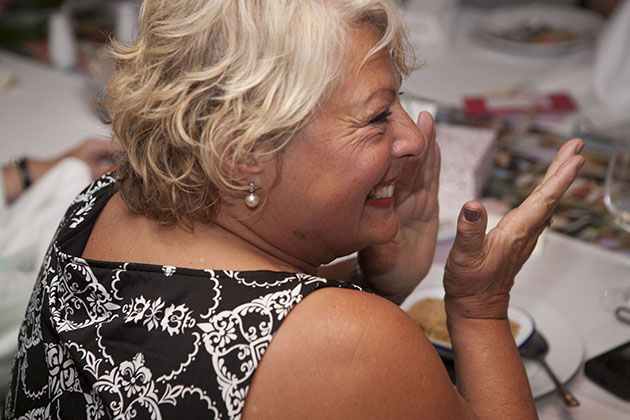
left=365, top=196, right=393, bottom=208
left=366, top=181, right=395, bottom=208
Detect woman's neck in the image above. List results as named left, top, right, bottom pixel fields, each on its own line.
left=210, top=214, right=320, bottom=275
left=83, top=193, right=319, bottom=274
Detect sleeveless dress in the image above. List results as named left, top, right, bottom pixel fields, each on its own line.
left=4, top=173, right=362, bottom=420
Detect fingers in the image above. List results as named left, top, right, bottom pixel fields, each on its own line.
left=417, top=112, right=435, bottom=163
left=64, top=137, right=119, bottom=179
left=537, top=154, right=584, bottom=200
left=417, top=111, right=435, bottom=141
left=500, top=147, right=584, bottom=237
left=417, top=111, right=440, bottom=188
left=396, top=112, right=437, bottom=195
left=536, top=138, right=584, bottom=187
left=450, top=201, right=488, bottom=262
left=517, top=153, right=584, bottom=229
left=429, top=141, right=441, bottom=194
left=84, top=137, right=118, bottom=156
left=64, top=137, right=114, bottom=159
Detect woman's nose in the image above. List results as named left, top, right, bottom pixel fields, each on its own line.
left=391, top=108, right=429, bottom=160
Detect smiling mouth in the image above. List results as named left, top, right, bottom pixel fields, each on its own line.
left=368, top=183, right=395, bottom=199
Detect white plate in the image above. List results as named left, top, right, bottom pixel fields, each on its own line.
left=401, top=286, right=535, bottom=358
left=471, top=4, right=604, bottom=56
left=401, top=286, right=584, bottom=399
left=510, top=291, right=584, bottom=398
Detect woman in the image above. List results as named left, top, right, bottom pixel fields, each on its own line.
left=4, top=1, right=584, bottom=419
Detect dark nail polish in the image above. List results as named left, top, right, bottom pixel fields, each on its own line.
left=464, top=208, right=480, bottom=222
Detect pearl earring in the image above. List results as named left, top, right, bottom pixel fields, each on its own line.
left=245, top=182, right=260, bottom=208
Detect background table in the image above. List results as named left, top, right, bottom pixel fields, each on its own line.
left=0, top=50, right=109, bottom=160
left=427, top=231, right=630, bottom=419
left=402, top=5, right=623, bottom=133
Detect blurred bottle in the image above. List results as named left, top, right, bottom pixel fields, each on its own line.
left=48, top=8, right=76, bottom=70
left=114, top=0, right=138, bottom=45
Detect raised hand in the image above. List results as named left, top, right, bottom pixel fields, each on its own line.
left=62, top=137, right=118, bottom=179
left=443, top=138, right=585, bottom=319
left=359, top=111, right=441, bottom=303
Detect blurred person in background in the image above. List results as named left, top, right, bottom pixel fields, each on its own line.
left=0, top=138, right=115, bottom=404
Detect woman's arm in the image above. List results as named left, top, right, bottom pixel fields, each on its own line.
left=242, top=287, right=531, bottom=420
left=2, top=158, right=62, bottom=205
left=1, top=138, right=116, bottom=205
left=443, top=137, right=584, bottom=417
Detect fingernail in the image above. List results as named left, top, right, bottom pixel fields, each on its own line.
left=575, top=141, right=584, bottom=154
left=419, top=111, right=432, bottom=137
left=576, top=157, right=585, bottom=172
left=464, top=207, right=480, bottom=222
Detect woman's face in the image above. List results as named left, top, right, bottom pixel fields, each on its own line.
left=256, top=25, right=427, bottom=265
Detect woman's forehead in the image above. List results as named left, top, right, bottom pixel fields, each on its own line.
left=335, top=32, right=399, bottom=104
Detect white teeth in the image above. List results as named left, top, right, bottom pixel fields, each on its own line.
left=369, top=184, right=395, bottom=199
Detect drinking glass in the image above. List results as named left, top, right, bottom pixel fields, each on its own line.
left=601, top=135, right=630, bottom=314
left=604, top=138, right=630, bottom=232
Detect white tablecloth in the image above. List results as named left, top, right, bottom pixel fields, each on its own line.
left=0, top=50, right=109, bottom=160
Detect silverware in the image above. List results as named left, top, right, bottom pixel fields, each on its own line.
left=615, top=306, right=630, bottom=325
left=519, top=330, right=580, bottom=407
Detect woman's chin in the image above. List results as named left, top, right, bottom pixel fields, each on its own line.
left=362, top=216, right=400, bottom=247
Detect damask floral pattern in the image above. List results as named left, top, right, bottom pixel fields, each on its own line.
left=4, top=175, right=361, bottom=420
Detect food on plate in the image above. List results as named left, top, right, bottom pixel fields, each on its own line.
left=495, top=22, right=580, bottom=45
left=406, top=298, right=521, bottom=347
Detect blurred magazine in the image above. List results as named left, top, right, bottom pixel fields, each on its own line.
left=435, top=105, right=630, bottom=255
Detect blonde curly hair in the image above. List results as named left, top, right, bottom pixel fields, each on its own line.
left=106, top=0, right=416, bottom=227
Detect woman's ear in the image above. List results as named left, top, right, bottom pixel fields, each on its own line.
left=222, top=147, right=276, bottom=186
left=222, top=148, right=261, bottom=180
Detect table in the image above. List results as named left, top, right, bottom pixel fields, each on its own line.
left=402, top=4, right=630, bottom=419
left=428, top=231, right=630, bottom=419
left=519, top=233, right=630, bottom=419
left=0, top=50, right=109, bottom=160
left=402, top=5, right=624, bottom=134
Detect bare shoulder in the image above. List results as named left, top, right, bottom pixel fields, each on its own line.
left=242, top=287, right=474, bottom=420
left=82, top=193, right=139, bottom=260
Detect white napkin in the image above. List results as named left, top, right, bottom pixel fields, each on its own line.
left=0, top=157, right=92, bottom=272
left=594, top=0, right=630, bottom=115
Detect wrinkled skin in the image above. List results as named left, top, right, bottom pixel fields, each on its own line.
left=443, top=137, right=584, bottom=320
left=358, top=112, right=584, bottom=312
left=358, top=111, right=440, bottom=304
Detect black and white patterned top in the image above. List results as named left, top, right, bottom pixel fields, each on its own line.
left=4, top=174, right=362, bottom=420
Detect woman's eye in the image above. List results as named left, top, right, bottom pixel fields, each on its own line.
left=369, top=111, right=392, bottom=125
